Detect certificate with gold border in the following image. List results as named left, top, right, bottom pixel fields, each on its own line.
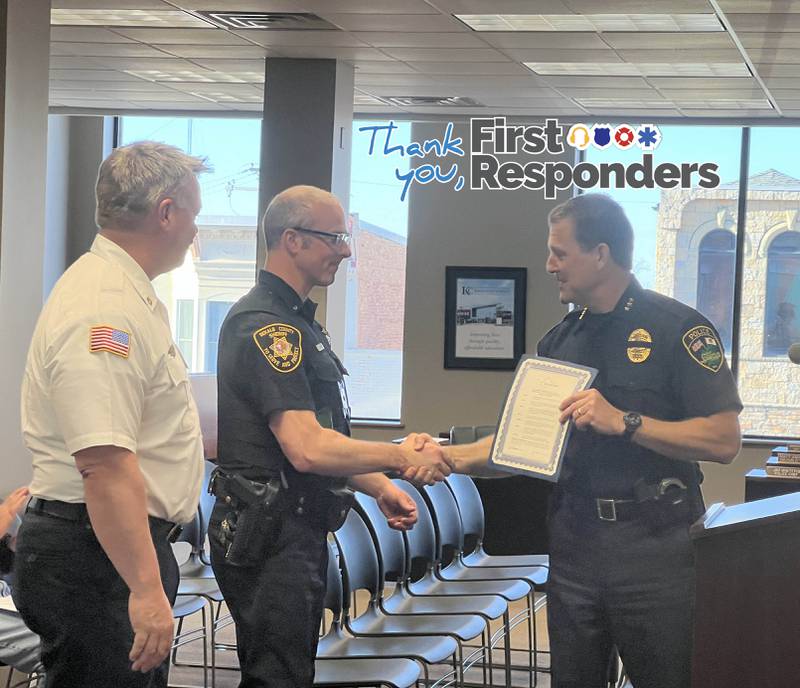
left=489, top=355, right=597, bottom=481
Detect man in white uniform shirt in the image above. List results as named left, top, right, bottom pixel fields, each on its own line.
left=14, top=141, right=206, bottom=687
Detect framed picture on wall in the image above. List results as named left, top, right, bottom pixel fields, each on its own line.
left=444, top=266, right=527, bottom=370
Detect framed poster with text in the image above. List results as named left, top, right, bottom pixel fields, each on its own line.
left=444, top=266, right=526, bottom=370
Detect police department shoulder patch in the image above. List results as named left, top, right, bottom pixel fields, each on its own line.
left=253, top=323, right=302, bottom=373
left=681, top=325, right=723, bottom=373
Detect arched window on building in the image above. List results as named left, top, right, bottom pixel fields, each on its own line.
left=764, top=231, right=800, bottom=357
left=697, top=229, right=735, bottom=352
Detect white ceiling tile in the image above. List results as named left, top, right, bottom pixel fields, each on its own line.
left=314, top=14, right=467, bottom=33
left=111, top=28, right=251, bottom=44
left=51, top=79, right=174, bottom=92
left=165, top=81, right=263, bottom=96
left=428, top=76, right=551, bottom=89
left=353, top=32, right=488, bottom=48
left=767, top=89, right=800, bottom=100
left=432, top=1, right=573, bottom=12
left=678, top=108, right=778, bottom=116
left=647, top=76, right=758, bottom=88
left=189, top=59, right=266, bottom=72
left=50, top=98, right=140, bottom=108
left=600, top=32, right=737, bottom=50
left=113, top=90, right=211, bottom=102
left=51, top=8, right=214, bottom=28
left=301, top=0, right=440, bottom=13
left=50, top=26, right=135, bottom=42
left=557, top=87, right=664, bottom=99
left=479, top=32, right=609, bottom=49
left=50, top=68, right=151, bottom=81
left=717, top=0, right=800, bottom=12
left=762, top=77, right=800, bottom=88
left=543, top=76, right=652, bottom=88
left=563, top=0, right=711, bottom=11
left=616, top=49, right=744, bottom=62
left=382, top=48, right=512, bottom=62
left=50, top=56, right=109, bottom=69
left=728, top=14, right=800, bottom=32
left=354, top=84, right=463, bottom=97
left=755, top=63, right=800, bottom=77
left=739, top=32, right=800, bottom=49
left=52, top=0, right=169, bottom=8
left=354, top=74, right=437, bottom=87
left=582, top=108, right=683, bottom=117
left=86, top=56, right=209, bottom=71
left=659, top=87, right=768, bottom=98
left=409, top=61, right=532, bottom=75
left=171, top=1, right=303, bottom=10
left=159, top=45, right=271, bottom=59
left=270, top=46, right=393, bottom=60
left=747, top=48, right=800, bottom=63
left=230, top=29, right=368, bottom=47
left=50, top=42, right=171, bottom=57
left=476, top=95, right=576, bottom=107
left=504, top=49, right=620, bottom=62
left=126, top=100, right=229, bottom=109
left=352, top=60, right=418, bottom=73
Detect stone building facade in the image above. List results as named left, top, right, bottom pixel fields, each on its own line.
left=656, top=170, right=800, bottom=437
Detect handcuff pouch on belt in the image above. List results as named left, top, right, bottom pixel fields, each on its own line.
left=209, top=469, right=283, bottom=568
left=320, top=487, right=355, bottom=532
left=632, top=477, right=688, bottom=506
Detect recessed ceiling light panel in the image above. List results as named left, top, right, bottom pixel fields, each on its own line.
left=455, top=14, right=723, bottom=32
left=526, top=62, right=750, bottom=77
left=51, top=9, right=212, bottom=28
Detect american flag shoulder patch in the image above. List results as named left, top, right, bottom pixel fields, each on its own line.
left=89, top=325, right=131, bottom=358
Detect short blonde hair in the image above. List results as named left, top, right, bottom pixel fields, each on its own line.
left=95, top=141, right=209, bottom=229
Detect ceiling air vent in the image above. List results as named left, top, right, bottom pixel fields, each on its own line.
left=381, top=96, right=483, bottom=108
left=195, top=12, right=339, bottom=31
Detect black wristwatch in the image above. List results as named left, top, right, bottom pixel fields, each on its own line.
left=622, top=411, right=642, bottom=440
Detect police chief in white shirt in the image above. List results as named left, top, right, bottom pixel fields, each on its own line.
left=14, top=141, right=206, bottom=687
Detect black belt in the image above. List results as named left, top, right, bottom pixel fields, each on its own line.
left=27, top=497, right=182, bottom=541
left=560, top=477, right=690, bottom=523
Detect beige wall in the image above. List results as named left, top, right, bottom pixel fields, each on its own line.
left=355, top=120, right=570, bottom=436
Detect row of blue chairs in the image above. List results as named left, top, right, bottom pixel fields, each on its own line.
left=170, top=448, right=552, bottom=686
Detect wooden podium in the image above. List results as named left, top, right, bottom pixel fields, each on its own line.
left=691, top=493, right=800, bottom=687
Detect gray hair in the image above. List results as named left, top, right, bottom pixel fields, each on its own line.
left=95, top=141, right=209, bottom=229
left=262, top=185, right=340, bottom=249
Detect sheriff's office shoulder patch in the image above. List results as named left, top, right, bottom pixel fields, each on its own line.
left=682, top=325, right=723, bottom=373
left=626, top=328, right=652, bottom=363
left=253, top=323, right=302, bottom=373
left=89, top=325, right=130, bottom=358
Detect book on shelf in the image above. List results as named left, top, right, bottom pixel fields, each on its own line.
left=772, top=445, right=800, bottom=463
left=765, top=456, right=800, bottom=478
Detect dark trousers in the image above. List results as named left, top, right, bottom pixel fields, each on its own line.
left=13, top=510, right=179, bottom=688
left=209, top=500, right=328, bottom=688
left=547, top=496, right=697, bottom=688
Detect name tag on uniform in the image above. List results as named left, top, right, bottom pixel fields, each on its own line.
left=316, top=343, right=325, bottom=351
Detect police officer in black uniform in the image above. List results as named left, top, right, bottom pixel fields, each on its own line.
left=445, top=193, right=742, bottom=688
left=209, top=185, right=452, bottom=688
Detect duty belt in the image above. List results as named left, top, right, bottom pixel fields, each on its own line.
left=565, top=477, right=689, bottom=523
left=26, top=497, right=182, bottom=541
